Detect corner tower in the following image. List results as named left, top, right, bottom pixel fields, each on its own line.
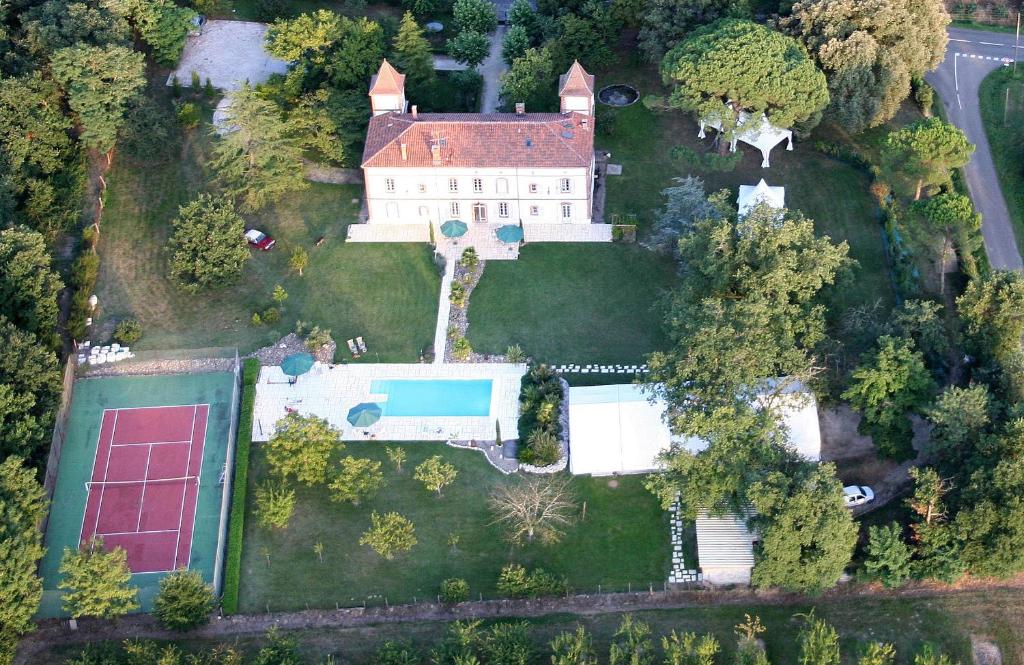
left=558, top=60, right=595, bottom=116
left=369, top=59, right=407, bottom=116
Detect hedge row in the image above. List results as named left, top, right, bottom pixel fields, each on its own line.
left=221, top=358, right=259, bottom=614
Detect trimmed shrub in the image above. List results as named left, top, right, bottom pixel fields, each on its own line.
left=113, top=319, right=142, bottom=345
left=222, top=358, right=259, bottom=613
left=440, top=577, right=470, bottom=603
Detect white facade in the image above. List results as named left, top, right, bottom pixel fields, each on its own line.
left=364, top=165, right=594, bottom=225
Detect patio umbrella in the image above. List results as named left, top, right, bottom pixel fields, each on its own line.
left=347, top=402, right=383, bottom=427
left=495, top=224, right=524, bottom=243
left=280, top=352, right=314, bottom=377
left=440, top=219, right=468, bottom=238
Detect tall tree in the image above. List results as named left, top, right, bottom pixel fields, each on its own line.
left=329, top=456, right=385, bottom=505
left=50, top=44, right=146, bottom=155
left=0, top=227, right=63, bottom=340
left=796, top=616, right=840, bottom=665
left=499, top=47, right=558, bottom=112
left=286, top=89, right=346, bottom=164
left=209, top=84, right=308, bottom=213
left=0, top=456, right=47, bottom=664
left=0, top=317, right=61, bottom=464
left=265, top=9, right=342, bottom=62
left=864, top=522, right=912, bottom=587
left=502, top=25, right=531, bottom=65
left=647, top=176, right=728, bottom=253
left=168, top=194, right=250, bottom=293
left=360, top=511, right=417, bottom=560
left=647, top=205, right=852, bottom=440
left=749, top=465, right=858, bottom=592
left=391, top=12, right=435, bottom=96
left=957, top=271, right=1024, bottom=369
left=660, top=20, right=829, bottom=143
left=19, top=0, right=131, bottom=59
left=452, top=0, right=498, bottom=34
left=842, top=335, right=935, bottom=461
left=414, top=455, right=458, bottom=496
left=639, top=0, right=750, bottom=62
left=447, top=30, right=490, bottom=68
left=325, top=17, right=386, bottom=90
left=132, top=0, right=197, bottom=65
left=549, top=13, right=613, bottom=73
left=883, top=118, right=973, bottom=200
left=58, top=538, right=139, bottom=619
left=0, top=73, right=73, bottom=188
left=782, top=0, right=949, bottom=133
left=926, top=384, right=991, bottom=460
left=266, top=412, right=341, bottom=486
left=912, top=193, right=980, bottom=295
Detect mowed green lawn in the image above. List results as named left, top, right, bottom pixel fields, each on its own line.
left=96, top=108, right=439, bottom=360
left=238, top=442, right=669, bottom=612
left=465, top=244, right=676, bottom=364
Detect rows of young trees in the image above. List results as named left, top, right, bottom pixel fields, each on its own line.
left=63, top=612, right=960, bottom=665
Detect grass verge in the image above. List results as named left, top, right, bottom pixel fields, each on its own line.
left=979, top=66, right=1024, bottom=258
left=238, top=442, right=669, bottom=612
left=221, top=357, right=259, bottom=614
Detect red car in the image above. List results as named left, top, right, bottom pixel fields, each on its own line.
left=245, top=229, right=276, bottom=250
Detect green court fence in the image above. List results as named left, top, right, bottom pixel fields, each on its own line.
left=212, top=350, right=242, bottom=597
left=222, top=358, right=259, bottom=614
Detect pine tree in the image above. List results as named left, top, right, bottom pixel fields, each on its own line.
left=392, top=12, right=435, bottom=96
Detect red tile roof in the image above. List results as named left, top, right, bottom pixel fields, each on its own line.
left=361, top=112, right=595, bottom=169
left=369, top=59, right=405, bottom=96
left=558, top=60, right=595, bottom=97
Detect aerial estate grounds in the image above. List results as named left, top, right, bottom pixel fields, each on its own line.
left=237, top=441, right=672, bottom=612
left=95, top=90, right=440, bottom=360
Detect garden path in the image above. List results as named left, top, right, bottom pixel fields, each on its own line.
left=479, top=25, right=508, bottom=113
left=433, top=260, right=456, bottom=363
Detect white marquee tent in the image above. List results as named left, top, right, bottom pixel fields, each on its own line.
left=737, top=179, right=785, bottom=217
left=698, top=108, right=793, bottom=168
left=567, top=381, right=821, bottom=476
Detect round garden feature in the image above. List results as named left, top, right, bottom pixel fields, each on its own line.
left=598, top=84, right=640, bottom=107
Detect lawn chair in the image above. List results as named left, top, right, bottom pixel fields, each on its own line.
left=347, top=339, right=361, bottom=358
left=356, top=336, right=368, bottom=354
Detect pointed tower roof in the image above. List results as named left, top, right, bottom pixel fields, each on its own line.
left=558, top=61, right=595, bottom=96
left=369, top=59, right=406, bottom=95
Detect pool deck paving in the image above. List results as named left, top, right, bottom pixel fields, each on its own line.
left=252, top=362, right=527, bottom=443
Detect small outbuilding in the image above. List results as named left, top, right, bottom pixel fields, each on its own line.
left=737, top=179, right=785, bottom=217
left=695, top=511, right=757, bottom=586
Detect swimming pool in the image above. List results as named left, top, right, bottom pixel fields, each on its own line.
left=370, top=379, right=493, bottom=417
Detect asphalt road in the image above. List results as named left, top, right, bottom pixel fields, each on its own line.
left=927, top=27, right=1024, bottom=270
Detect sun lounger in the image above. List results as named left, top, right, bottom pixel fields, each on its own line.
left=347, top=339, right=360, bottom=357
left=356, top=336, right=367, bottom=354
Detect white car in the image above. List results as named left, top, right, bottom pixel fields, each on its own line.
left=843, top=485, right=875, bottom=508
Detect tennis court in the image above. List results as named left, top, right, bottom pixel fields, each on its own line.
left=39, top=371, right=238, bottom=617
left=81, top=405, right=209, bottom=573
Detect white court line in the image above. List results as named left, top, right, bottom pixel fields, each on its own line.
left=172, top=405, right=199, bottom=568
left=99, top=403, right=212, bottom=412
left=88, top=410, right=120, bottom=540
left=96, top=528, right=179, bottom=537
left=111, top=439, right=193, bottom=448
left=136, top=444, right=154, bottom=531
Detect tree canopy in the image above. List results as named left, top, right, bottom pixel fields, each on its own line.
left=0, top=317, right=61, bottom=464
left=50, top=44, right=146, bottom=153
left=392, top=12, right=436, bottom=96
left=660, top=20, right=829, bottom=138
left=266, top=412, right=341, bottom=486
left=499, top=47, right=558, bottom=112
left=209, top=84, right=308, bottom=213
left=453, top=0, right=498, bottom=34
left=782, top=0, right=949, bottom=133
left=0, top=456, right=47, bottom=663
left=883, top=118, right=973, bottom=200
left=447, top=30, right=491, bottom=68
left=639, top=0, right=750, bottom=62
left=265, top=9, right=342, bottom=62
left=168, top=194, right=250, bottom=293
left=58, top=539, right=139, bottom=619
left=0, top=227, right=63, bottom=340
left=153, top=569, right=214, bottom=631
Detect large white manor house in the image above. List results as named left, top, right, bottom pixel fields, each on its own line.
left=361, top=59, right=597, bottom=226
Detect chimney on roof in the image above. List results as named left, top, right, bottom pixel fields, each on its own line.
left=431, top=142, right=441, bottom=166
left=515, top=102, right=525, bottom=115
left=400, top=143, right=408, bottom=161
left=412, top=105, right=418, bottom=119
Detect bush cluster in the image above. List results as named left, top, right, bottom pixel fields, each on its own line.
left=497, top=563, right=567, bottom=599
left=516, top=365, right=563, bottom=466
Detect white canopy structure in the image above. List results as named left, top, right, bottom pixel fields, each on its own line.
left=698, top=108, right=794, bottom=168
left=695, top=511, right=756, bottom=586
left=567, top=381, right=821, bottom=476
left=737, top=179, right=785, bottom=217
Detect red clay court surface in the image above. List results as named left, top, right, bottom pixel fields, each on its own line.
left=80, top=405, right=209, bottom=573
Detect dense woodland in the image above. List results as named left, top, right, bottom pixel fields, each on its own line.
left=0, top=0, right=1022, bottom=662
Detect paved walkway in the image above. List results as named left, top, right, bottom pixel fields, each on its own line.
left=433, top=260, right=456, bottom=363
left=479, top=25, right=508, bottom=113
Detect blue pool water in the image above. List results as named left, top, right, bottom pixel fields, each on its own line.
left=370, top=379, right=493, bottom=417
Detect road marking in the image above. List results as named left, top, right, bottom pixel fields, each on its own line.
left=950, top=38, right=970, bottom=42
left=957, top=92, right=963, bottom=110
left=955, top=53, right=959, bottom=91
left=980, top=41, right=1005, bottom=46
